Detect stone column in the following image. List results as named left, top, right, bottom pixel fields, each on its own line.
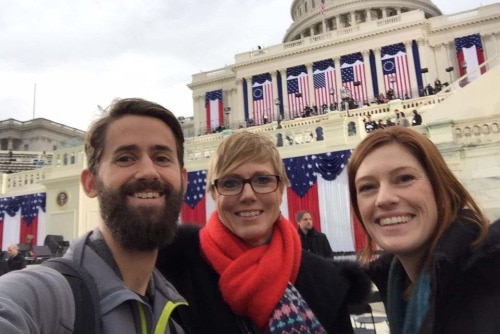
left=373, top=47, right=385, bottom=97
left=442, top=42, right=455, bottom=82
left=417, top=39, right=436, bottom=87
left=433, top=43, right=451, bottom=85
left=334, top=56, right=343, bottom=108
left=362, top=50, right=374, bottom=102
left=306, top=63, right=315, bottom=107
left=270, top=70, right=279, bottom=122
left=194, top=95, right=206, bottom=136
left=245, top=77, right=254, bottom=123
left=404, top=41, right=418, bottom=96
left=224, top=88, right=236, bottom=129
left=234, top=78, right=245, bottom=128
left=276, top=69, right=290, bottom=120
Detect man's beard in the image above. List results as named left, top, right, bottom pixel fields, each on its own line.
left=95, top=177, right=184, bottom=251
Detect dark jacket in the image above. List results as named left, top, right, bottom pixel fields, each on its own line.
left=412, top=113, right=422, bottom=126
left=368, top=214, right=500, bottom=334
left=298, top=227, right=334, bottom=258
left=157, top=224, right=371, bottom=334
left=7, top=253, right=26, bottom=272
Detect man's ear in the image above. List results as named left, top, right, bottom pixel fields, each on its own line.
left=81, top=169, right=98, bottom=198
left=181, top=168, right=188, bottom=196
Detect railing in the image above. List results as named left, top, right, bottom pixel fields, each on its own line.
left=237, top=10, right=428, bottom=63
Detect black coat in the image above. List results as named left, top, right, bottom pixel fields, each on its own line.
left=7, top=254, right=26, bottom=272
left=157, top=224, right=371, bottom=334
left=298, top=228, right=334, bottom=258
left=369, top=214, right=500, bottom=334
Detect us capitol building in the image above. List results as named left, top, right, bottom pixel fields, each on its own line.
left=1, top=0, right=499, bottom=255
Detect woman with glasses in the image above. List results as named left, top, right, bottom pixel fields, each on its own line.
left=157, top=131, right=371, bottom=333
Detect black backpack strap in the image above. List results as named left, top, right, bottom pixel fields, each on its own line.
left=42, top=257, right=102, bottom=334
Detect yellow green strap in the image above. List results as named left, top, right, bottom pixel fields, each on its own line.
left=138, top=302, right=148, bottom=334
left=154, top=300, right=189, bottom=334
left=138, top=300, right=188, bottom=334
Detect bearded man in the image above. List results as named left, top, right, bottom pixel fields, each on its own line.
left=0, top=98, right=188, bottom=334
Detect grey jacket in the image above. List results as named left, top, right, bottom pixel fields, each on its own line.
left=0, top=229, right=187, bottom=334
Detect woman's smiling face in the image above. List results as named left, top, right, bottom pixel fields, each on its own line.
left=214, top=161, right=283, bottom=247
left=354, top=143, right=438, bottom=261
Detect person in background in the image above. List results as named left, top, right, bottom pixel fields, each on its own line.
left=412, top=109, right=422, bottom=126
left=296, top=210, right=334, bottom=259
left=399, top=111, right=411, bottom=127
left=377, top=119, right=386, bottom=129
left=434, top=78, right=442, bottom=93
left=363, top=114, right=378, bottom=133
left=347, top=126, right=500, bottom=334
left=157, top=130, right=371, bottom=334
left=0, top=98, right=188, bottom=333
left=394, top=110, right=402, bottom=126
left=6, top=244, right=26, bottom=272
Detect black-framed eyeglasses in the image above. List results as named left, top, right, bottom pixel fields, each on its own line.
left=213, top=175, right=281, bottom=196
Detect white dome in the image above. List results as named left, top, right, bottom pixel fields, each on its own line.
left=284, top=0, right=442, bottom=42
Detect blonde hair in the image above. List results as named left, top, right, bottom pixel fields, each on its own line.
left=206, top=131, right=289, bottom=195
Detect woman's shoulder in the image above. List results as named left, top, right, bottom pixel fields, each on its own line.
left=299, top=252, right=372, bottom=305
left=468, top=219, right=500, bottom=272
left=156, top=224, right=202, bottom=268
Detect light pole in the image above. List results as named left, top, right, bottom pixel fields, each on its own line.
left=329, top=88, right=335, bottom=111
left=224, top=107, right=231, bottom=129
left=273, top=98, right=280, bottom=122
left=340, top=86, right=351, bottom=116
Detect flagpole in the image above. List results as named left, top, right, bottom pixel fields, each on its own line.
left=32, top=83, right=37, bottom=119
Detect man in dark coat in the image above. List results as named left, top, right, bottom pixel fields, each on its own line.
left=6, top=244, right=26, bottom=272
left=296, top=210, right=334, bottom=258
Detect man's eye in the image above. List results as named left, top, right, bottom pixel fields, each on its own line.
left=221, top=179, right=241, bottom=189
left=116, top=156, right=134, bottom=164
left=155, top=156, right=172, bottom=164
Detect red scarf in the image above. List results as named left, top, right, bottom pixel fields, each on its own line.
left=200, top=211, right=302, bottom=328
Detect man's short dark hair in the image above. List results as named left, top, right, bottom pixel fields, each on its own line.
left=85, top=98, right=185, bottom=175
left=295, top=210, right=311, bottom=222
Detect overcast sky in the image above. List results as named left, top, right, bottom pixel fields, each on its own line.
left=0, top=0, right=498, bottom=131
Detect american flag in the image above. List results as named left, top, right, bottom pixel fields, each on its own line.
left=184, top=170, right=207, bottom=209
left=320, top=0, right=326, bottom=16
left=381, top=43, right=411, bottom=99
left=0, top=193, right=46, bottom=249
left=340, top=53, right=367, bottom=105
left=454, top=33, right=485, bottom=79
left=205, top=89, right=223, bottom=133
left=313, top=59, right=336, bottom=110
left=252, top=73, right=274, bottom=124
left=181, top=170, right=214, bottom=226
left=287, top=65, right=310, bottom=118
